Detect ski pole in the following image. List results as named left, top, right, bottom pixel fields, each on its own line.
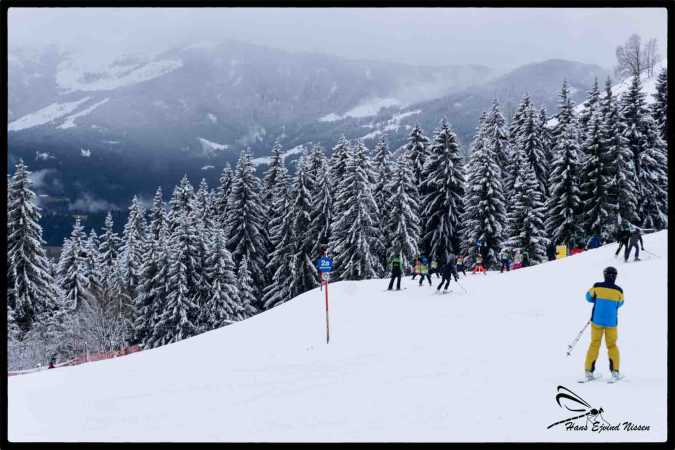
left=567, top=319, right=591, bottom=356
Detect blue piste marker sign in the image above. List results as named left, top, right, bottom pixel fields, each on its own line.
left=318, top=256, right=333, bottom=273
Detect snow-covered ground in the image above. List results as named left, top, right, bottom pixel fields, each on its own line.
left=319, top=97, right=403, bottom=122
left=8, top=231, right=667, bottom=442
left=57, top=98, right=110, bottom=129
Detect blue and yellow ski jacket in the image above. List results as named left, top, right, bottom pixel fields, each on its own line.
left=586, top=281, right=624, bottom=327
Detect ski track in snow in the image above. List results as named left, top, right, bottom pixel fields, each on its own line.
left=8, top=231, right=668, bottom=442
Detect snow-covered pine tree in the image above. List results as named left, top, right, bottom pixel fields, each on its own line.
left=420, top=119, right=466, bottom=261
left=57, top=217, right=94, bottom=312
left=200, top=228, right=243, bottom=330
left=603, top=89, right=639, bottom=229
left=119, top=196, right=146, bottom=296
left=371, top=136, right=393, bottom=268
left=147, top=187, right=166, bottom=242
left=261, top=193, right=295, bottom=310
left=328, top=135, right=351, bottom=187
left=329, top=140, right=383, bottom=280
left=537, top=107, right=553, bottom=179
left=463, top=119, right=507, bottom=257
left=545, top=121, right=584, bottom=245
left=236, top=256, right=258, bottom=317
left=483, top=98, right=511, bottom=176
left=151, top=216, right=200, bottom=346
left=141, top=223, right=171, bottom=349
left=577, top=78, right=601, bottom=143
left=621, top=73, right=668, bottom=230
left=385, top=153, right=420, bottom=266
left=508, top=95, right=532, bottom=150
left=308, top=161, right=332, bottom=257
left=599, top=77, right=614, bottom=121
left=97, top=211, right=121, bottom=284
left=652, top=67, right=667, bottom=143
left=262, top=139, right=286, bottom=217
left=83, top=229, right=103, bottom=296
left=213, top=164, right=233, bottom=228
left=167, top=175, right=195, bottom=231
left=636, top=115, right=668, bottom=230
left=517, top=106, right=548, bottom=198
left=553, top=80, right=576, bottom=141
left=225, top=149, right=269, bottom=304
left=579, top=111, right=613, bottom=237
left=405, top=124, right=430, bottom=190
left=288, top=157, right=320, bottom=297
left=7, top=160, right=58, bottom=332
left=505, top=147, right=547, bottom=262
left=195, top=178, right=215, bottom=229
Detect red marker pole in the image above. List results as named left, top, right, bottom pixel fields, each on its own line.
left=324, top=273, right=330, bottom=344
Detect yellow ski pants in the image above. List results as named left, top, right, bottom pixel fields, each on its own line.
left=584, top=323, right=620, bottom=372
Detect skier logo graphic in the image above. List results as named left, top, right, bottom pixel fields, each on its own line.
left=547, top=386, right=611, bottom=430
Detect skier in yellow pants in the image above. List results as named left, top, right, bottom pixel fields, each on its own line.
left=583, top=266, right=624, bottom=382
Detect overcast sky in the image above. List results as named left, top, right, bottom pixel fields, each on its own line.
left=9, top=7, right=667, bottom=71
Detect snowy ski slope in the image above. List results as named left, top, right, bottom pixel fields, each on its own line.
left=8, top=231, right=668, bottom=442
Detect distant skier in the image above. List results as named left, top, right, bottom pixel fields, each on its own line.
left=418, top=255, right=432, bottom=286
left=472, top=253, right=486, bottom=274
left=411, top=256, right=421, bottom=280
left=624, top=226, right=644, bottom=262
left=456, top=254, right=467, bottom=277
left=499, top=247, right=512, bottom=273
left=583, top=266, right=624, bottom=382
left=512, top=249, right=523, bottom=270
left=430, top=260, right=440, bottom=279
left=586, top=234, right=602, bottom=250
left=614, top=223, right=631, bottom=257
left=387, top=254, right=403, bottom=291
left=546, top=240, right=557, bottom=261
left=436, top=253, right=459, bottom=292
left=521, top=250, right=530, bottom=267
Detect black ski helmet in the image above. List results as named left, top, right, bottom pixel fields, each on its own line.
left=603, top=266, right=618, bottom=282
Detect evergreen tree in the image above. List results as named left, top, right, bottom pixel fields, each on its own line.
left=288, top=158, right=320, bottom=297
left=142, top=223, right=171, bottom=349
left=194, top=178, right=214, bottom=228
left=57, top=217, right=94, bottom=312
left=7, top=160, right=57, bottom=332
left=329, top=141, right=383, bottom=280
left=483, top=98, right=511, bottom=175
left=213, top=164, right=233, bottom=228
left=621, top=73, right=668, bottom=229
left=405, top=125, right=430, bottom=190
left=225, top=150, right=269, bottom=303
left=553, top=80, right=576, bottom=141
left=545, top=121, right=584, bottom=244
left=308, top=162, right=333, bottom=257
left=577, top=78, right=601, bottom=142
left=517, top=106, right=548, bottom=197
left=167, top=175, right=195, bottom=230
left=98, top=211, right=121, bottom=284
left=579, top=111, right=613, bottom=236
left=261, top=193, right=295, bottom=310
left=508, top=95, right=531, bottom=150
left=200, top=228, right=244, bottom=329
left=463, top=121, right=507, bottom=256
left=236, top=256, right=258, bottom=316
left=652, top=67, right=668, bottom=143
left=603, top=91, right=639, bottom=228
left=119, top=196, right=146, bottom=295
left=506, top=148, right=547, bottom=262
left=262, top=139, right=286, bottom=217
left=147, top=187, right=166, bottom=242
left=420, top=119, right=465, bottom=260
left=372, top=137, right=393, bottom=259
left=328, top=135, right=352, bottom=189
left=152, top=217, right=200, bottom=346
left=385, top=153, right=420, bottom=265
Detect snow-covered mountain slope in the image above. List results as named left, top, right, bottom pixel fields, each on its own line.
left=9, top=231, right=667, bottom=442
